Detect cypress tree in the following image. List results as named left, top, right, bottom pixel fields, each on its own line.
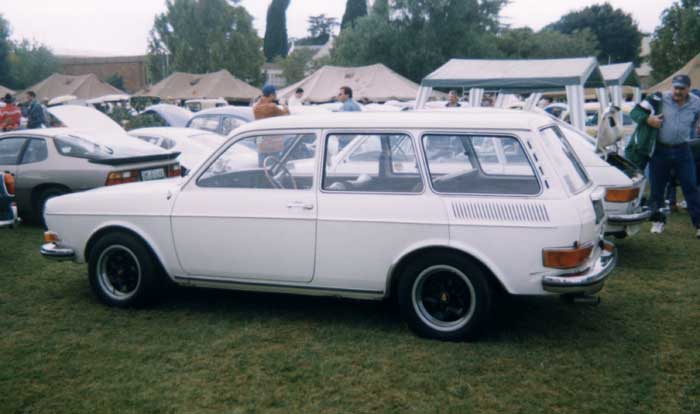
left=341, top=0, right=368, bottom=30
left=263, top=0, right=290, bottom=61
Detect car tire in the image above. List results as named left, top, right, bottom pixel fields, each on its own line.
left=88, top=232, right=161, bottom=308
left=35, top=187, right=68, bottom=228
left=398, top=252, right=492, bottom=341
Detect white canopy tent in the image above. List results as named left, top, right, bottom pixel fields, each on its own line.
left=417, top=57, right=606, bottom=130
left=599, top=62, right=641, bottom=125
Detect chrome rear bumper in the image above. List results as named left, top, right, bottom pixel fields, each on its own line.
left=542, top=245, right=617, bottom=294
left=607, top=206, right=652, bottom=225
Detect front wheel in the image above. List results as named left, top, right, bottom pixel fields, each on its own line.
left=88, top=232, right=161, bottom=308
left=398, top=253, right=492, bottom=341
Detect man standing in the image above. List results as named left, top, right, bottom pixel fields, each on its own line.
left=24, top=91, right=47, bottom=129
left=647, top=75, right=700, bottom=237
left=287, top=87, right=304, bottom=106
left=445, top=90, right=462, bottom=107
left=0, top=94, right=21, bottom=131
left=253, top=85, right=290, bottom=166
left=336, top=86, right=361, bottom=112
left=253, top=85, right=289, bottom=120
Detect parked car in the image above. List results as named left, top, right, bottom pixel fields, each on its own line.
left=185, top=98, right=228, bottom=112
left=41, top=111, right=616, bottom=341
left=0, top=171, right=18, bottom=228
left=139, top=104, right=193, bottom=127
left=186, top=106, right=253, bottom=136
left=129, top=127, right=224, bottom=172
left=0, top=128, right=181, bottom=224
left=511, top=105, right=650, bottom=238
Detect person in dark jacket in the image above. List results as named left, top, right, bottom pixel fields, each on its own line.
left=24, top=91, right=47, bottom=129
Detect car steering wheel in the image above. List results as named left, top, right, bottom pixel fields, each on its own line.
left=263, top=155, right=297, bottom=189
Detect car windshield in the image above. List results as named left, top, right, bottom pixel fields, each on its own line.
left=54, top=134, right=114, bottom=159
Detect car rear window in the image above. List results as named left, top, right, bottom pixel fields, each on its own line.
left=54, top=134, right=114, bottom=159
left=539, top=126, right=590, bottom=194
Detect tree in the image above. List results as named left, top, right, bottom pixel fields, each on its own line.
left=275, top=48, right=316, bottom=85
left=496, top=28, right=599, bottom=60
left=147, top=0, right=264, bottom=85
left=331, top=0, right=506, bottom=82
left=263, top=0, right=290, bottom=62
left=341, top=0, right=367, bottom=30
left=546, top=3, right=642, bottom=64
left=9, top=40, right=60, bottom=90
left=303, top=14, right=339, bottom=45
left=0, top=14, right=12, bottom=88
left=649, top=0, right=700, bottom=81
left=105, top=73, right=125, bottom=91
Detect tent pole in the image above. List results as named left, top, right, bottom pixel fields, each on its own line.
left=566, top=84, right=586, bottom=131
left=415, top=86, right=432, bottom=109
left=633, top=87, right=641, bottom=104
left=609, top=85, right=624, bottom=126
left=596, top=87, right=610, bottom=113
left=469, top=88, right=484, bottom=107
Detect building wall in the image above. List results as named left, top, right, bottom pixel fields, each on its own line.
left=57, top=55, right=148, bottom=93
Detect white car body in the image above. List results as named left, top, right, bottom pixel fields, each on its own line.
left=41, top=110, right=616, bottom=340
left=128, top=127, right=225, bottom=172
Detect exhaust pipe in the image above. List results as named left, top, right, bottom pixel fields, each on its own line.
left=571, top=295, right=601, bottom=305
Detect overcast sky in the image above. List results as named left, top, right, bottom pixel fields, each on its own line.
left=1, top=0, right=673, bottom=56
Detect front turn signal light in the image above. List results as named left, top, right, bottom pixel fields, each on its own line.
left=44, top=231, right=59, bottom=243
left=543, top=243, right=594, bottom=269
left=605, top=187, right=640, bottom=202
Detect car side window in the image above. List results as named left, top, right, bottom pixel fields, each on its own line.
left=422, top=134, right=539, bottom=195
left=21, top=139, right=49, bottom=164
left=323, top=134, right=423, bottom=193
left=220, top=116, right=245, bottom=136
left=0, top=138, right=27, bottom=165
left=198, top=133, right=317, bottom=190
left=189, top=115, right=220, bottom=133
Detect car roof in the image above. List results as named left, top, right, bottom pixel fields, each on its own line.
left=233, top=108, right=553, bottom=136
left=191, top=106, right=253, bottom=120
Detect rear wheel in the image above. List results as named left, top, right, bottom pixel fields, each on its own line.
left=398, top=253, right=492, bottom=341
left=35, top=187, right=68, bottom=228
left=88, top=232, right=161, bottom=308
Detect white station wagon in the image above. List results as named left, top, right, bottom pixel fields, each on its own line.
left=41, top=111, right=616, bottom=341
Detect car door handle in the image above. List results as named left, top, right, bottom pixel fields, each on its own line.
left=286, top=202, right=314, bottom=210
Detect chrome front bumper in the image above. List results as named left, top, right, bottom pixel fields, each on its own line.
left=542, top=245, right=617, bottom=294
left=40, top=243, right=76, bottom=261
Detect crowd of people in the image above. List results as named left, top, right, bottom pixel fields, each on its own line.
left=0, top=91, right=51, bottom=131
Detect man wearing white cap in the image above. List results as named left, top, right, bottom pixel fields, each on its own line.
left=647, top=74, right=700, bottom=237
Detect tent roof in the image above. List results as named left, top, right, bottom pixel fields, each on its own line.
left=136, top=69, right=261, bottom=101
left=421, top=57, right=605, bottom=91
left=0, top=85, right=14, bottom=96
left=278, top=64, right=444, bottom=103
left=600, top=63, right=640, bottom=87
left=23, top=73, right=125, bottom=101
left=647, top=52, right=700, bottom=93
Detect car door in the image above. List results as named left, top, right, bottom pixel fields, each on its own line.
left=0, top=136, right=27, bottom=203
left=170, top=130, right=319, bottom=283
left=15, top=137, right=51, bottom=209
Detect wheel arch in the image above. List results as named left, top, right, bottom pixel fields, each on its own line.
left=84, top=224, right=170, bottom=279
left=385, top=245, right=509, bottom=300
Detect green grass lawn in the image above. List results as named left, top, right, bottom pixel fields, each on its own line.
left=1, top=217, right=699, bottom=414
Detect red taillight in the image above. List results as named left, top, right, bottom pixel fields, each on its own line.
left=543, top=243, right=594, bottom=269
left=167, top=164, right=181, bottom=177
left=605, top=187, right=640, bottom=202
left=105, top=170, right=139, bottom=186
left=3, top=172, right=15, bottom=195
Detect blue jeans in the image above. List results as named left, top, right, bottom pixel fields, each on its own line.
left=649, top=143, right=700, bottom=227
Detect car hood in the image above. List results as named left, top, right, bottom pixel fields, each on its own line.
left=45, top=177, right=184, bottom=217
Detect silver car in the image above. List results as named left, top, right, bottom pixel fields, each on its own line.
left=0, top=128, right=181, bottom=224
